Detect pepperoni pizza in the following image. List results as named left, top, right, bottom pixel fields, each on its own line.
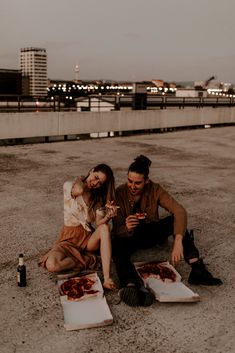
left=60, top=275, right=99, bottom=301
left=137, top=261, right=177, bottom=282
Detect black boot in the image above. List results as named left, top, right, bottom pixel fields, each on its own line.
left=188, top=258, right=223, bottom=286
left=183, top=229, right=200, bottom=263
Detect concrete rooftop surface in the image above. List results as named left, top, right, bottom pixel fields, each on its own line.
left=0, top=125, right=235, bottom=353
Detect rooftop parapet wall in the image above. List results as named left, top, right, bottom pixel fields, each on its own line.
left=0, top=108, right=234, bottom=140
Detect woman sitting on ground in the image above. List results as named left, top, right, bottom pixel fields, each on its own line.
left=39, top=163, right=117, bottom=289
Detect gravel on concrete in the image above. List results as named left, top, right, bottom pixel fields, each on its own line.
left=0, top=126, right=234, bottom=353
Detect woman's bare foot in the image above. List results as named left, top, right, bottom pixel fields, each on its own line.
left=103, top=277, right=117, bottom=290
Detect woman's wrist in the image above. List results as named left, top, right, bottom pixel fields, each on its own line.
left=105, top=214, right=111, bottom=223
left=174, top=233, right=183, bottom=241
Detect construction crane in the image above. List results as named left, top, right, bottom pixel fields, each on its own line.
left=204, top=75, right=217, bottom=88
left=194, top=75, right=217, bottom=89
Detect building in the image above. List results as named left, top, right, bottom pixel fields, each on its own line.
left=176, top=88, right=207, bottom=98
left=0, top=69, right=22, bottom=95
left=20, top=47, right=47, bottom=97
left=76, top=96, right=115, bottom=138
left=76, top=95, right=116, bottom=112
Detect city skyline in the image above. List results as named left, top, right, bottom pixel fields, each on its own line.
left=1, top=0, right=235, bottom=83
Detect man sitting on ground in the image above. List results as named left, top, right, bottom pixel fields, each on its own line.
left=112, top=155, right=222, bottom=307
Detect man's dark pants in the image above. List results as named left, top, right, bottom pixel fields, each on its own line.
left=112, top=215, right=200, bottom=288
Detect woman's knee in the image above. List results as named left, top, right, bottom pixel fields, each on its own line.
left=45, top=257, right=60, bottom=273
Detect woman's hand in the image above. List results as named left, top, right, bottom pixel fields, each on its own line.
left=103, top=277, right=117, bottom=290
left=104, top=201, right=118, bottom=221
left=71, top=177, right=84, bottom=199
left=171, top=234, right=184, bottom=266
left=96, top=201, right=118, bottom=225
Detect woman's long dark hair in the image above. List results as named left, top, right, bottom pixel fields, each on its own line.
left=83, top=163, right=115, bottom=209
left=128, top=155, right=152, bottom=180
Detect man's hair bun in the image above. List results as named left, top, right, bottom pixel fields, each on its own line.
left=128, top=155, right=152, bottom=179
left=134, top=155, right=152, bottom=167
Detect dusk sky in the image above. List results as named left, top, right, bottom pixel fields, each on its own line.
left=1, top=0, right=235, bottom=83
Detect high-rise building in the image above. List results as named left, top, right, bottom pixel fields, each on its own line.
left=75, top=64, right=80, bottom=82
left=20, top=47, right=47, bottom=97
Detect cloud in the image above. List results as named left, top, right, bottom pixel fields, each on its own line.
left=0, top=52, right=17, bottom=60
left=43, top=41, right=78, bottom=51
left=122, top=32, right=142, bottom=40
left=0, top=52, right=18, bottom=69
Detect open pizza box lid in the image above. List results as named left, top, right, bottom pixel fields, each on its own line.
left=58, top=272, right=113, bottom=331
left=135, top=261, right=200, bottom=303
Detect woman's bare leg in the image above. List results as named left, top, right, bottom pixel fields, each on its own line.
left=86, top=224, right=116, bottom=289
left=45, top=249, right=76, bottom=273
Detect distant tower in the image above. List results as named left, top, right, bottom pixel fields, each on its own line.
left=20, top=47, right=47, bottom=97
left=75, top=64, right=79, bottom=82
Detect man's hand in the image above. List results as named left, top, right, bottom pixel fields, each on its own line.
left=125, top=215, right=139, bottom=232
left=171, top=234, right=184, bottom=266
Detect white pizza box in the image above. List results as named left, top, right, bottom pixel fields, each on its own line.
left=135, top=261, right=200, bottom=303
left=58, top=272, right=113, bottom=331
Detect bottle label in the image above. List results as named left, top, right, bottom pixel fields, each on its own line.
left=19, top=258, right=24, bottom=266
left=17, top=272, right=20, bottom=283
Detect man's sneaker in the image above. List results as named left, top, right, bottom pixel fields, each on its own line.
left=119, top=286, right=155, bottom=307
left=188, top=259, right=223, bottom=286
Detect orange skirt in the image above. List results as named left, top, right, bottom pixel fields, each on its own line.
left=39, top=224, right=98, bottom=272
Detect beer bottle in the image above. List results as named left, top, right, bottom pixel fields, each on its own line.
left=17, top=253, right=26, bottom=287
